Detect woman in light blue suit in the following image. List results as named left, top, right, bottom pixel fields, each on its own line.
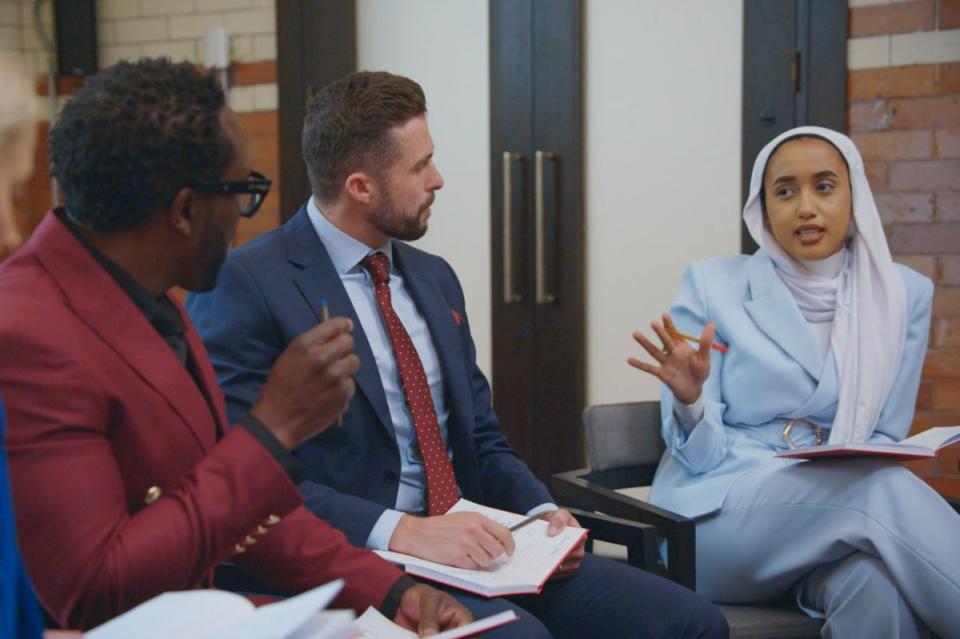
left=630, top=126, right=960, bottom=639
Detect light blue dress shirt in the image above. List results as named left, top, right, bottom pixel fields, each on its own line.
left=307, top=199, right=454, bottom=548
left=307, top=199, right=556, bottom=549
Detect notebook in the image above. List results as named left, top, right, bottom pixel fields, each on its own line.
left=375, top=499, right=587, bottom=597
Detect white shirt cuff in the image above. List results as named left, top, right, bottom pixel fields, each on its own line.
left=673, top=395, right=705, bottom=434
left=525, top=502, right=558, bottom=517
left=366, top=508, right=406, bottom=550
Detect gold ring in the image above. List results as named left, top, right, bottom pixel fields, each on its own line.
left=662, top=345, right=674, bottom=356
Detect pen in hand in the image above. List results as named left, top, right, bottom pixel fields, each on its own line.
left=509, top=512, right=547, bottom=533
left=319, top=298, right=343, bottom=428
left=667, top=329, right=729, bottom=353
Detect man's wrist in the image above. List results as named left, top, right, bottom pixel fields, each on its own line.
left=368, top=509, right=406, bottom=550
left=380, top=575, right=419, bottom=620
left=238, top=412, right=307, bottom=484
left=388, top=514, right=420, bottom=553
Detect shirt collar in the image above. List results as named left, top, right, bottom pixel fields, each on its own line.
left=306, top=197, right=393, bottom=275
left=57, top=209, right=185, bottom=339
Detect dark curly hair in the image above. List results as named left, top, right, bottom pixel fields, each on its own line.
left=50, top=58, right=234, bottom=232
left=302, top=71, right=426, bottom=202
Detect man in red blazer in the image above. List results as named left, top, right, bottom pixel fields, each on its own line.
left=0, top=58, right=470, bottom=633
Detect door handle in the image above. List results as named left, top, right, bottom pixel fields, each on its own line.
left=502, top=151, right=522, bottom=303
left=535, top=150, right=556, bottom=304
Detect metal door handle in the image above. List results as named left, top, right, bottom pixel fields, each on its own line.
left=535, top=150, right=555, bottom=304
left=502, top=151, right=522, bottom=303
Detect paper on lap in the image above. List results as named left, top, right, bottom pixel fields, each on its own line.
left=375, top=499, right=587, bottom=597
left=351, top=608, right=518, bottom=639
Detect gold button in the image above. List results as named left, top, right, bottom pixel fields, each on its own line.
left=254, top=525, right=269, bottom=536
left=144, top=486, right=162, bottom=505
left=265, top=514, right=281, bottom=526
left=244, top=535, right=257, bottom=546
left=234, top=543, right=246, bottom=554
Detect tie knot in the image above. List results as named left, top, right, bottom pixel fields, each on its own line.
left=362, top=252, right=391, bottom=286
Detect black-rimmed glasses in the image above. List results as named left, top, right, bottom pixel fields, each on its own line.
left=191, top=170, right=272, bottom=217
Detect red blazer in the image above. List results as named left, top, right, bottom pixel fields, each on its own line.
left=0, top=213, right=404, bottom=629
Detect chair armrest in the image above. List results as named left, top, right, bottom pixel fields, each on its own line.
left=552, top=469, right=696, bottom=590
left=563, top=507, right=660, bottom=573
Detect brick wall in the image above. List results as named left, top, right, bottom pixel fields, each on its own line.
left=0, top=1, right=22, bottom=55
left=5, top=0, right=281, bottom=247
left=848, top=0, right=960, bottom=497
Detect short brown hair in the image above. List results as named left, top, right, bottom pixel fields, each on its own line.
left=302, top=71, right=426, bottom=202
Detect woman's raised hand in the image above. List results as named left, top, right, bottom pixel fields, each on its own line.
left=628, top=313, right=714, bottom=405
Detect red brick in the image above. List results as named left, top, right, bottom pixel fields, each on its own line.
left=934, top=444, right=960, bottom=475
left=942, top=256, right=960, bottom=285
left=937, top=193, right=960, bottom=222
left=935, top=318, right=960, bottom=347
left=895, top=254, right=938, bottom=278
left=904, top=457, right=937, bottom=476
left=249, top=136, right=279, bottom=167
left=911, top=409, right=960, bottom=428
left=849, top=100, right=894, bottom=132
left=852, top=129, right=933, bottom=160
left=939, top=63, right=960, bottom=94
left=232, top=61, right=277, bottom=87
left=864, top=161, right=890, bottom=191
left=942, top=0, right=960, bottom=30
left=932, top=286, right=960, bottom=317
left=875, top=193, right=934, bottom=223
left=891, top=95, right=960, bottom=129
left=888, top=159, right=960, bottom=191
left=910, top=411, right=957, bottom=435
left=934, top=128, right=960, bottom=158
left=888, top=222, right=960, bottom=252
left=921, top=475, right=960, bottom=501
left=917, top=380, right=935, bottom=410
left=849, top=1, right=935, bottom=37
left=849, top=65, right=937, bottom=101
left=237, top=111, right=278, bottom=137
left=934, top=382, right=960, bottom=410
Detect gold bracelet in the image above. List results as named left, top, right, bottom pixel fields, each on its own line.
left=783, top=418, right=824, bottom=449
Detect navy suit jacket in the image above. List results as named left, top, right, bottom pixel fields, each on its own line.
left=187, top=205, right=553, bottom=546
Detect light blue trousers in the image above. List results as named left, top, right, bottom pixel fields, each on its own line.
left=696, top=459, right=960, bottom=639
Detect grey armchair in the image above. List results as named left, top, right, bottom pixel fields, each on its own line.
left=551, top=401, right=823, bottom=639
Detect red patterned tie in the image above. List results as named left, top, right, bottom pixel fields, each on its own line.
left=362, top=252, right=459, bottom=515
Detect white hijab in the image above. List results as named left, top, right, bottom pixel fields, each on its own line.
left=742, top=126, right=907, bottom=444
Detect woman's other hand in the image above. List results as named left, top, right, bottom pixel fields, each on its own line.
left=628, top=313, right=713, bottom=405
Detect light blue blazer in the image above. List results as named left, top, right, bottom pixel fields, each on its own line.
left=648, top=250, right=933, bottom=520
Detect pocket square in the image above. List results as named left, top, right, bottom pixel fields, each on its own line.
left=451, top=308, right=463, bottom=326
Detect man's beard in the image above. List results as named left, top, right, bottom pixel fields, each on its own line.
left=195, top=220, right=231, bottom=292
left=369, top=188, right=434, bottom=242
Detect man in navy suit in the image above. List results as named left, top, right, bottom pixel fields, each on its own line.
left=187, top=71, right=727, bottom=639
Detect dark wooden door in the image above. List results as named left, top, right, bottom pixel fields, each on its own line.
left=741, top=0, right=848, bottom=252
left=276, top=0, right=356, bottom=223
left=490, top=0, right=584, bottom=480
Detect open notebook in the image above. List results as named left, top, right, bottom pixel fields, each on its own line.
left=88, top=578, right=516, bottom=639
left=776, top=425, right=960, bottom=461
left=351, top=608, right=517, bottom=639
left=376, top=499, right=587, bottom=597
left=87, top=580, right=347, bottom=639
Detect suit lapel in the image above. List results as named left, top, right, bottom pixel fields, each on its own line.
left=34, top=214, right=217, bottom=451
left=393, top=245, right=473, bottom=438
left=180, top=305, right=230, bottom=436
left=743, top=251, right=824, bottom=380
left=284, top=208, right=394, bottom=436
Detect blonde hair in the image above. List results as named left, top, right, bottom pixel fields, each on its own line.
left=0, top=52, right=39, bottom=151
